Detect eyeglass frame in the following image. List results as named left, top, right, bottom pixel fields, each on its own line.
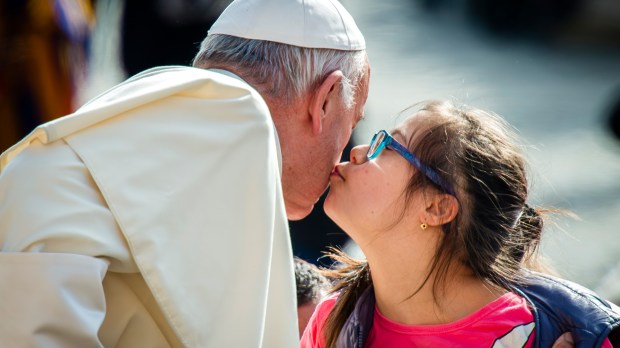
left=367, top=130, right=455, bottom=195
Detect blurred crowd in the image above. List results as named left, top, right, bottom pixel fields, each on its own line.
left=1, top=0, right=619, bottom=269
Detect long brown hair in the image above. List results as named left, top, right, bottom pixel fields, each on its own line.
left=321, top=100, right=553, bottom=347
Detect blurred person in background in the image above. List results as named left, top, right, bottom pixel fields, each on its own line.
left=295, top=257, right=331, bottom=337
left=606, top=89, right=620, bottom=141
left=0, top=0, right=369, bottom=346
left=120, top=0, right=232, bottom=76
left=301, top=100, right=618, bottom=348
left=0, top=0, right=94, bottom=153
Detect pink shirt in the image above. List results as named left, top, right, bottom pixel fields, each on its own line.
left=366, top=292, right=535, bottom=347
left=301, top=291, right=613, bottom=348
left=301, top=292, right=612, bottom=348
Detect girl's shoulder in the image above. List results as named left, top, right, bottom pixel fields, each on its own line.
left=313, top=292, right=340, bottom=322
left=483, top=291, right=535, bottom=330
left=300, top=292, right=340, bottom=348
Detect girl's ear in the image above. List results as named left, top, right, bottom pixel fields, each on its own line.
left=423, top=194, right=459, bottom=227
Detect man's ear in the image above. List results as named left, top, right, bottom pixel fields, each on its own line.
left=423, top=194, right=459, bottom=227
left=309, top=70, right=343, bottom=135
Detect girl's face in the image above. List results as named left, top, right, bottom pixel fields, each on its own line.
left=324, top=115, right=429, bottom=242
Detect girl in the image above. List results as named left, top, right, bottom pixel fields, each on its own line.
left=301, top=100, right=619, bottom=347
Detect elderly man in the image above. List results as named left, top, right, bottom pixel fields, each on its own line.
left=0, top=0, right=368, bottom=346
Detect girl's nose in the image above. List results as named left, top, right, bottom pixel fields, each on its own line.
left=350, top=145, right=369, bottom=164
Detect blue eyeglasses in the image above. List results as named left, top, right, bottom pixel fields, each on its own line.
left=367, top=130, right=454, bottom=195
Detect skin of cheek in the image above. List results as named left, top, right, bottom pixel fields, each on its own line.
left=328, top=165, right=403, bottom=237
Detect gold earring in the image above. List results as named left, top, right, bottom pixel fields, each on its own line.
left=420, top=223, right=428, bottom=230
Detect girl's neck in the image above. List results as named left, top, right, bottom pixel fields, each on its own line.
left=365, top=249, right=505, bottom=326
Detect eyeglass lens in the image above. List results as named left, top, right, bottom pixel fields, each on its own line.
left=368, top=131, right=385, bottom=158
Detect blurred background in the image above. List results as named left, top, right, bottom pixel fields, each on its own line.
left=1, top=0, right=619, bottom=302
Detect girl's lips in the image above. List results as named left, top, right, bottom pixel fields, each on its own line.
left=330, top=165, right=344, bottom=179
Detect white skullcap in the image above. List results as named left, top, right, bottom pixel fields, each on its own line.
left=208, top=0, right=365, bottom=51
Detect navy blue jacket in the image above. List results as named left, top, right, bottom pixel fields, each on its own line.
left=336, top=271, right=620, bottom=348
left=513, top=271, right=620, bottom=347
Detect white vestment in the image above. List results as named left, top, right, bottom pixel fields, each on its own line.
left=0, top=67, right=298, bottom=347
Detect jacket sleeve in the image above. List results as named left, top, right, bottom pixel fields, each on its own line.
left=514, top=271, right=620, bottom=348
left=0, top=252, right=108, bottom=347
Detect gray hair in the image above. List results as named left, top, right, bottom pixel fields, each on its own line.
left=192, top=34, right=367, bottom=109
